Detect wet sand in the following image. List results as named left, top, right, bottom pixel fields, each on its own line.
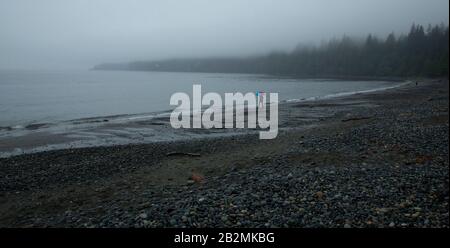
left=0, top=81, right=406, bottom=157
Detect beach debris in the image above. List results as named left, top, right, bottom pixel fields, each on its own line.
left=166, top=152, right=201, bottom=157
left=315, top=191, right=324, bottom=200
left=375, top=207, right=391, bottom=214
left=138, top=213, right=148, bottom=219
left=341, top=116, right=372, bottom=122
left=415, top=155, right=432, bottom=164
left=190, top=172, right=204, bottom=183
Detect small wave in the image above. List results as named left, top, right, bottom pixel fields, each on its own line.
left=64, top=109, right=173, bottom=125
left=284, top=81, right=410, bottom=103
left=0, top=126, right=13, bottom=131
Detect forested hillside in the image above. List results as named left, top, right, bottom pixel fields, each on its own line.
left=94, top=24, right=449, bottom=78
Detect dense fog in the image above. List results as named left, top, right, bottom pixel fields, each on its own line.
left=0, top=0, right=448, bottom=70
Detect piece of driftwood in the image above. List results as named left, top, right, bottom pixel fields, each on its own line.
left=166, top=152, right=201, bottom=157
left=341, top=116, right=371, bottom=122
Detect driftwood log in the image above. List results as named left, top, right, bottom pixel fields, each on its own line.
left=341, top=117, right=372, bottom=122
left=166, top=152, right=201, bottom=157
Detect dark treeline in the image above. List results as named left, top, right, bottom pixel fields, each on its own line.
left=94, top=24, right=449, bottom=78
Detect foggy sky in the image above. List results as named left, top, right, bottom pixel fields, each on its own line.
left=0, top=0, right=448, bottom=70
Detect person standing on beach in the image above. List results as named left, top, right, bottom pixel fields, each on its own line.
left=259, top=91, right=265, bottom=108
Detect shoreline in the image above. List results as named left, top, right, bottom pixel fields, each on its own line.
left=0, top=79, right=409, bottom=158
left=91, top=67, right=418, bottom=82
left=0, top=78, right=448, bottom=227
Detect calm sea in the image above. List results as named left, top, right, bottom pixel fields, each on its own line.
left=0, top=70, right=399, bottom=127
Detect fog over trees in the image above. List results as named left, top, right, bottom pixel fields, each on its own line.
left=95, top=24, right=449, bottom=78
left=1, top=0, right=448, bottom=70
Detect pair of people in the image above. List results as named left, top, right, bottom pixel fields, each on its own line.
left=256, top=91, right=265, bottom=108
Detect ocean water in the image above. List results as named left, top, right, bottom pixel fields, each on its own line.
left=0, top=70, right=399, bottom=128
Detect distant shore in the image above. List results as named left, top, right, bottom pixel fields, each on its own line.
left=0, top=78, right=448, bottom=227
left=93, top=65, right=409, bottom=82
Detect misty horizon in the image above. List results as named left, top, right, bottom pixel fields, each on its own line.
left=1, top=0, right=449, bottom=70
